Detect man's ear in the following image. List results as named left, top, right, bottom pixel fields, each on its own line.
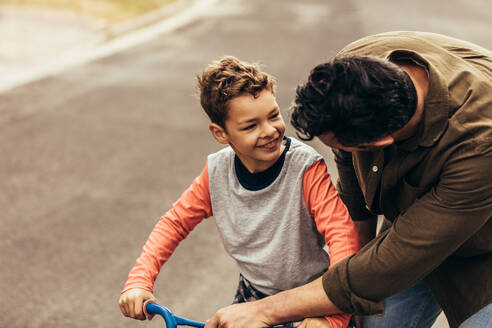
left=209, top=123, right=229, bottom=144
left=371, top=135, right=394, bottom=147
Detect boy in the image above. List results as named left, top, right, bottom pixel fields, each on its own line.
left=118, top=56, right=359, bottom=328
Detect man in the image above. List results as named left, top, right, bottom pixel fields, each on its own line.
left=204, top=31, right=491, bottom=328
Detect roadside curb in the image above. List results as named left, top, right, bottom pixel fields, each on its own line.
left=0, top=0, right=218, bottom=94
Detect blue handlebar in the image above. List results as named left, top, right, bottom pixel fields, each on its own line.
left=145, top=303, right=205, bottom=328
left=145, top=302, right=292, bottom=328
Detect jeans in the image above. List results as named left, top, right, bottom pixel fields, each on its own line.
left=459, top=302, right=492, bottom=328
left=360, top=281, right=442, bottom=328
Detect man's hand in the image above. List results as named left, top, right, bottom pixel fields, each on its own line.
left=352, top=315, right=361, bottom=328
left=205, top=277, right=342, bottom=328
left=204, top=301, right=270, bottom=328
left=118, top=288, right=157, bottom=320
left=298, top=317, right=332, bottom=328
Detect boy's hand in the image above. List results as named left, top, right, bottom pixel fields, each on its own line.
left=298, top=318, right=332, bottom=328
left=118, top=288, right=157, bottom=320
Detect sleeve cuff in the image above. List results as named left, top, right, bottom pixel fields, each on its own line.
left=121, top=284, right=153, bottom=295
left=322, top=256, right=384, bottom=315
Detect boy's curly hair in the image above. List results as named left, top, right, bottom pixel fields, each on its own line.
left=197, top=56, right=276, bottom=128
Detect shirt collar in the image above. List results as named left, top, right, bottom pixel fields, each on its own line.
left=388, top=50, right=450, bottom=151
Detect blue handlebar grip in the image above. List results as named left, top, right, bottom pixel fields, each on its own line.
left=145, top=302, right=204, bottom=328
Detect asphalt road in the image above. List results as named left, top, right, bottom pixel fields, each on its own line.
left=1, top=1, right=491, bottom=327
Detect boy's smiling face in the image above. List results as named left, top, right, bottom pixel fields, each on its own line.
left=210, top=89, right=286, bottom=173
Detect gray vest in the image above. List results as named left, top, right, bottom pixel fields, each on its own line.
left=208, top=138, right=331, bottom=295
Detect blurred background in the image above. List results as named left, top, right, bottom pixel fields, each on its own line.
left=1, top=0, right=491, bottom=327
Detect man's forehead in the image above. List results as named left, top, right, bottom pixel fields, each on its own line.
left=318, top=132, right=389, bottom=151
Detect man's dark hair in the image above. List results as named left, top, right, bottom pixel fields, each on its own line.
left=290, top=56, right=418, bottom=146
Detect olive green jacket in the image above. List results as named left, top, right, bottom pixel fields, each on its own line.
left=321, top=31, right=492, bottom=328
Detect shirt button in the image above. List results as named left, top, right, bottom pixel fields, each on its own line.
left=372, top=165, right=379, bottom=173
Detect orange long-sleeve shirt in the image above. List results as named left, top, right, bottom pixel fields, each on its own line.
left=123, top=159, right=359, bottom=328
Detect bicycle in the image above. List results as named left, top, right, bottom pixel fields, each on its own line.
left=144, top=300, right=292, bottom=328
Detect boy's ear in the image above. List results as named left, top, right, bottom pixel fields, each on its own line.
left=209, top=123, right=229, bottom=144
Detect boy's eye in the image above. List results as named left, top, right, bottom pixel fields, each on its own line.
left=270, top=112, right=279, bottom=119
left=242, top=124, right=255, bottom=130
